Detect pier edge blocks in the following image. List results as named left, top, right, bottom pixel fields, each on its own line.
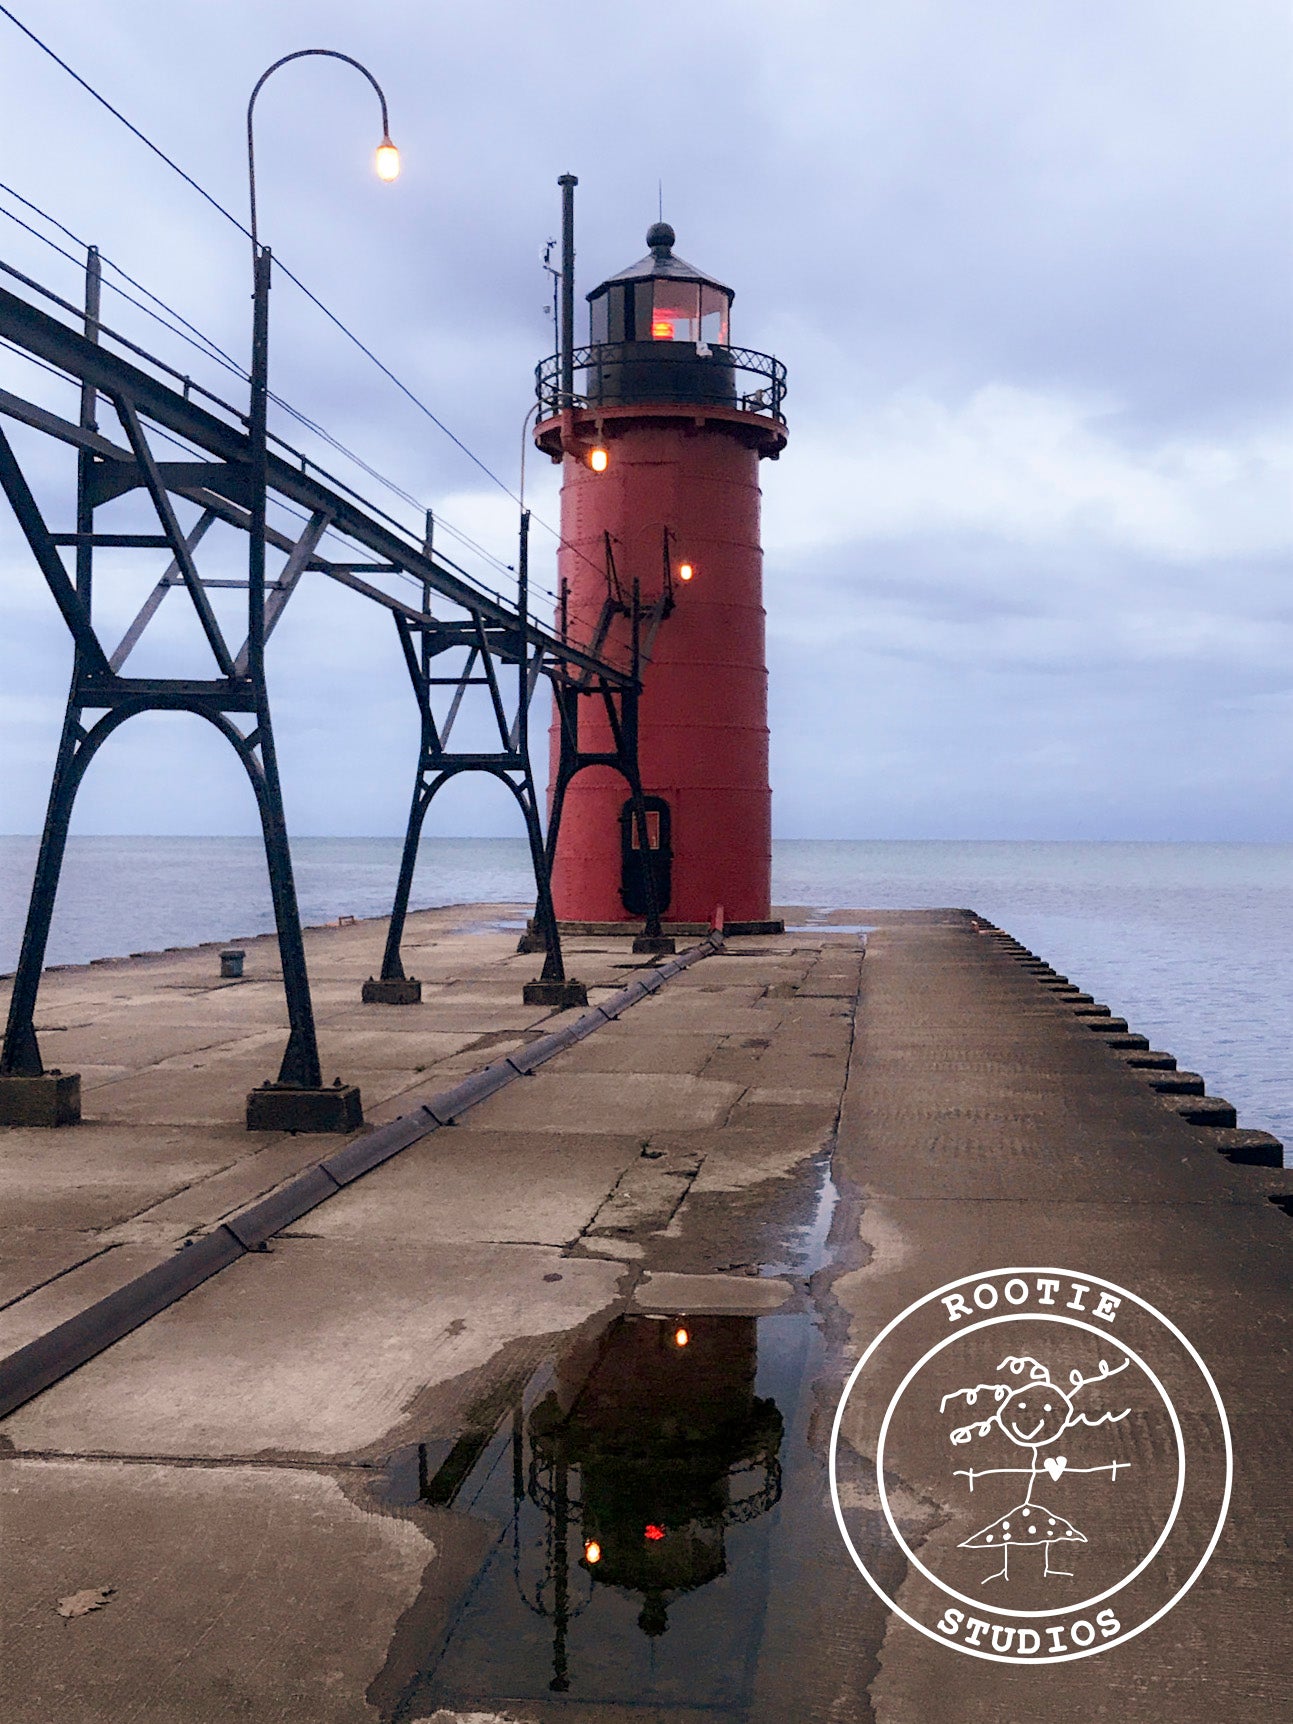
left=973, top=916, right=1280, bottom=1169
left=245, top=1082, right=363, bottom=1134
left=1213, top=1128, right=1285, bottom=1167
left=0, top=1070, right=81, bottom=1127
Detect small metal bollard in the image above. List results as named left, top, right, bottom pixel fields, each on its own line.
left=220, top=949, right=245, bottom=979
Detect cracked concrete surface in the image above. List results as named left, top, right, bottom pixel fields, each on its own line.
left=1, top=909, right=857, bottom=1721
left=2, top=906, right=1288, bottom=1721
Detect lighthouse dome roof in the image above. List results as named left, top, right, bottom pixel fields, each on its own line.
left=590, top=225, right=733, bottom=301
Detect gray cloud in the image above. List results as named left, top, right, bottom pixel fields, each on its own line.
left=1, top=0, right=1290, bottom=841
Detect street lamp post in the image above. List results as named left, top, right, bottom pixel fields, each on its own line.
left=245, top=50, right=400, bottom=701
left=241, top=51, right=399, bottom=1117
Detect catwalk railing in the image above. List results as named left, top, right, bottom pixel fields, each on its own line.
left=0, top=257, right=668, bottom=1132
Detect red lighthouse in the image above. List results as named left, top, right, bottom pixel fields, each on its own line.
left=535, top=214, right=787, bottom=927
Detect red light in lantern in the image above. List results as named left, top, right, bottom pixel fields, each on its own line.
left=644, top=1523, right=666, bottom=1542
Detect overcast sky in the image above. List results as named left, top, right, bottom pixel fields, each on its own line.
left=1, top=0, right=1289, bottom=841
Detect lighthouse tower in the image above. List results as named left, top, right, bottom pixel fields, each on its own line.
left=535, top=219, right=787, bottom=926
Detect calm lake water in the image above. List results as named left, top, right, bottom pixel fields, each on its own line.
left=0, top=836, right=1287, bottom=1151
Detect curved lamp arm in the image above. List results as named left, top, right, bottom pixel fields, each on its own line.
left=519, top=400, right=541, bottom=512
left=247, top=48, right=397, bottom=251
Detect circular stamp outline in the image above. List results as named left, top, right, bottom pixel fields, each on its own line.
left=828, top=1267, right=1233, bottom=1664
left=875, top=1313, right=1184, bottom=1617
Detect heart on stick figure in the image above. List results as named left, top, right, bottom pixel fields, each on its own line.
left=1044, top=1455, right=1068, bottom=1482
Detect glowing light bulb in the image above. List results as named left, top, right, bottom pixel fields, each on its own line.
left=678, top=562, right=694, bottom=583
left=375, top=137, right=401, bottom=182
left=584, top=1540, right=602, bottom=1564
left=673, top=1326, right=690, bottom=1347
left=644, top=1523, right=666, bottom=1542
left=589, top=445, right=610, bottom=473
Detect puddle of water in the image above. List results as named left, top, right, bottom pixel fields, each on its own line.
left=380, top=1309, right=824, bottom=1719
left=760, top=1153, right=840, bottom=1281
left=444, top=916, right=530, bottom=935
left=367, top=1146, right=870, bottom=1721
left=785, top=923, right=876, bottom=936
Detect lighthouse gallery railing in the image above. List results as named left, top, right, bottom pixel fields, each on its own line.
left=535, top=343, right=787, bottom=423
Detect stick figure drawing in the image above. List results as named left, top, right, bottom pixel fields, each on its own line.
left=941, top=1354, right=1132, bottom=1584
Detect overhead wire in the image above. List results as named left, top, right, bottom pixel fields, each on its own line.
left=0, top=2, right=513, bottom=496
left=0, top=256, right=517, bottom=613
left=0, top=328, right=477, bottom=603
left=0, top=211, right=558, bottom=613
left=0, top=201, right=85, bottom=274
left=0, top=337, right=440, bottom=617
left=0, top=3, right=600, bottom=593
left=0, top=4, right=254, bottom=240
left=0, top=201, right=251, bottom=387
left=0, top=181, right=559, bottom=602
left=0, top=181, right=238, bottom=382
left=0, top=331, right=76, bottom=392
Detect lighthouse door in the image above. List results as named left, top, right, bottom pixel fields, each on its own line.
left=619, top=796, right=673, bottom=916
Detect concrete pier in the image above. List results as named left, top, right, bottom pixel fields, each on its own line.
left=1, top=907, right=1288, bottom=1721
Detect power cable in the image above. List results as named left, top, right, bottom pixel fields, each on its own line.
left=0, top=4, right=603, bottom=593
left=0, top=352, right=448, bottom=594
left=0, top=10, right=508, bottom=489
left=0, top=337, right=447, bottom=609
left=0, top=200, right=248, bottom=382
left=0, top=3, right=253, bottom=239
left=0, top=237, right=532, bottom=603
left=0, top=185, right=559, bottom=602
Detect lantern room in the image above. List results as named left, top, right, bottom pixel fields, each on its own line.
left=588, top=221, right=732, bottom=346
left=583, top=223, right=738, bottom=409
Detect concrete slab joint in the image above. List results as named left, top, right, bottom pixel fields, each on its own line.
left=0, top=929, right=724, bottom=1422
left=3, top=910, right=1288, bottom=1720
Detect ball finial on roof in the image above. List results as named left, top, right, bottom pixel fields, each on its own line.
left=646, top=221, right=675, bottom=253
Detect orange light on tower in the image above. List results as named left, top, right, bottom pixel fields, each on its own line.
left=583, top=1539, right=602, bottom=1564
left=673, top=1325, right=690, bottom=1347
left=588, top=444, right=610, bottom=473
left=677, top=562, right=694, bottom=584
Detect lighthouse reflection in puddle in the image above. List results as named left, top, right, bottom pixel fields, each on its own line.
left=418, top=1313, right=787, bottom=1709
left=530, top=1314, right=783, bottom=1678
